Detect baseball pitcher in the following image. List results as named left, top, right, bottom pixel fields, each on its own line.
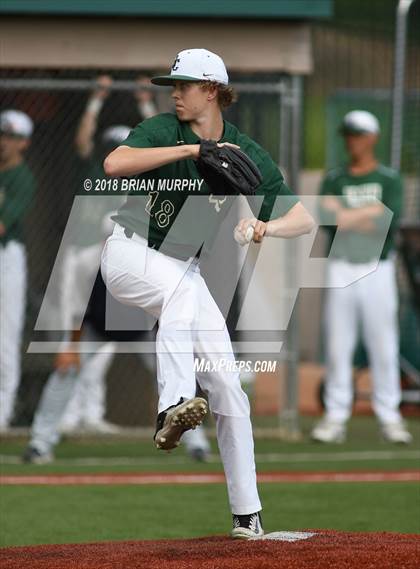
left=101, top=49, right=315, bottom=538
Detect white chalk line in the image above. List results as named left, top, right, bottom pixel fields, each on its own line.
left=1, top=449, right=419, bottom=466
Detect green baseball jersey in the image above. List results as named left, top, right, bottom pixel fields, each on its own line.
left=112, top=113, right=298, bottom=259
left=0, top=162, right=36, bottom=246
left=319, top=164, right=403, bottom=263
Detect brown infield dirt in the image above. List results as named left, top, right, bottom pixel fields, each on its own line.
left=1, top=470, right=419, bottom=485
left=1, top=531, right=419, bottom=569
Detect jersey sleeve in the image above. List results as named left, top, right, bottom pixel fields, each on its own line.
left=121, top=121, right=154, bottom=149
left=318, top=171, right=342, bottom=228
left=250, top=150, right=299, bottom=222
left=121, top=114, right=177, bottom=149
left=376, top=172, right=403, bottom=231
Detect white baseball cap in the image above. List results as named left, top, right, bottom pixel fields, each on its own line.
left=0, top=109, right=34, bottom=138
left=151, top=48, right=228, bottom=86
left=340, top=110, right=380, bottom=135
left=102, top=125, right=131, bottom=145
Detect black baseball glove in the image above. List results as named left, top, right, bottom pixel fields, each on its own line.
left=196, top=140, right=263, bottom=196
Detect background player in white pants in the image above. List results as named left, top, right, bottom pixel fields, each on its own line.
left=0, top=110, right=35, bottom=432
left=311, top=110, right=412, bottom=445
left=54, top=221, right=121, bottom=436
left=23, top=218, right=210, bottom=463
left=102, top=48, right=314, bottom=538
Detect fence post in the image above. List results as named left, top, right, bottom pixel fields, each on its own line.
left=279, top=74, right=303, bottom=440
left=391, top=0, right=415, bottom=169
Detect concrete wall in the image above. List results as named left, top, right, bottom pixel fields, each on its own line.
left=1, top=17, right=313, bottom=73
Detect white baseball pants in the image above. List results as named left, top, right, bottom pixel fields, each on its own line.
left=60, top=341, right=116, bottom=429
left=30, top=323, right=209, bottom=456
left=101, top=224, right=261, bottom=515
left=30, top=325, right=112, bottom=452
left=0, top=241, right=27, bottom=428
left=324, top=258, right=402, bottom=425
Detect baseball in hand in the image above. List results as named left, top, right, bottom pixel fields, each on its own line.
left=234, top=224, right=255, bottom=246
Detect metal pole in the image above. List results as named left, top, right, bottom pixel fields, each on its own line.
left=289, top=76, right=303, bottom=194
left=0, top=78, right=284, bottom=94
left=391, top=0, right=414, bottom=169
left=279, top=79, right=290, bottom=175
left=279, top=75, right=303, bottom=440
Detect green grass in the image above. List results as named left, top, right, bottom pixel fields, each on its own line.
left=0, top=416, right=419, bottom=547
left=1, top=438, right=419, bottom=475
left=1, top=416, right=419, bottom=475
left=1, top=483, right=419, bottom=547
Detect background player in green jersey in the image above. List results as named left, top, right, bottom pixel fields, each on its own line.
left=311, top=110, right=412, bottom=445
left=102, top=48, right=314, bottom=539
left=0, top=109, right=36, bottom=431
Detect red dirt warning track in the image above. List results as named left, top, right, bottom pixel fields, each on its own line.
left=1, top=531, right=419, bottom=569
left=1, top=469, right=419, bottom=485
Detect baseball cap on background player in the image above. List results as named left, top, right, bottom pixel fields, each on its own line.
left=100, top=125, right=131, bottom=155
left=151, top=48, right=229, bottom=86
left=101, top=211, right=117, bottom=239
left=340, top=110, right=380, bottom=136
left=0, top=109, right=34, bottom=138
left=102, top=125, right=131, bottom=145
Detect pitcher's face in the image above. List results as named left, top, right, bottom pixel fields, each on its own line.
left=171, top=81, right=212, bottom=121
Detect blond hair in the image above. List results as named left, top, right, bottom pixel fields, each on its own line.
left=199, top=81, right=237, bottom=110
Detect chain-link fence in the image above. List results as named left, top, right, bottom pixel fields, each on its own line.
left=302, top=0, right=420, bottom=386
left=3, top=2, right=419, bottom=432
left=0, top=71, right=302, bottom=429
left=305, top=0, right=420, bottom=181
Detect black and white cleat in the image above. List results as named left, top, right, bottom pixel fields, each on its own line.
left=231, top=512, right=264, bottom=540
left=154, top=397, right=208, bottom=451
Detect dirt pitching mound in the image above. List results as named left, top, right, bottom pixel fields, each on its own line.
left=1, top=530, right=419, bottom=569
